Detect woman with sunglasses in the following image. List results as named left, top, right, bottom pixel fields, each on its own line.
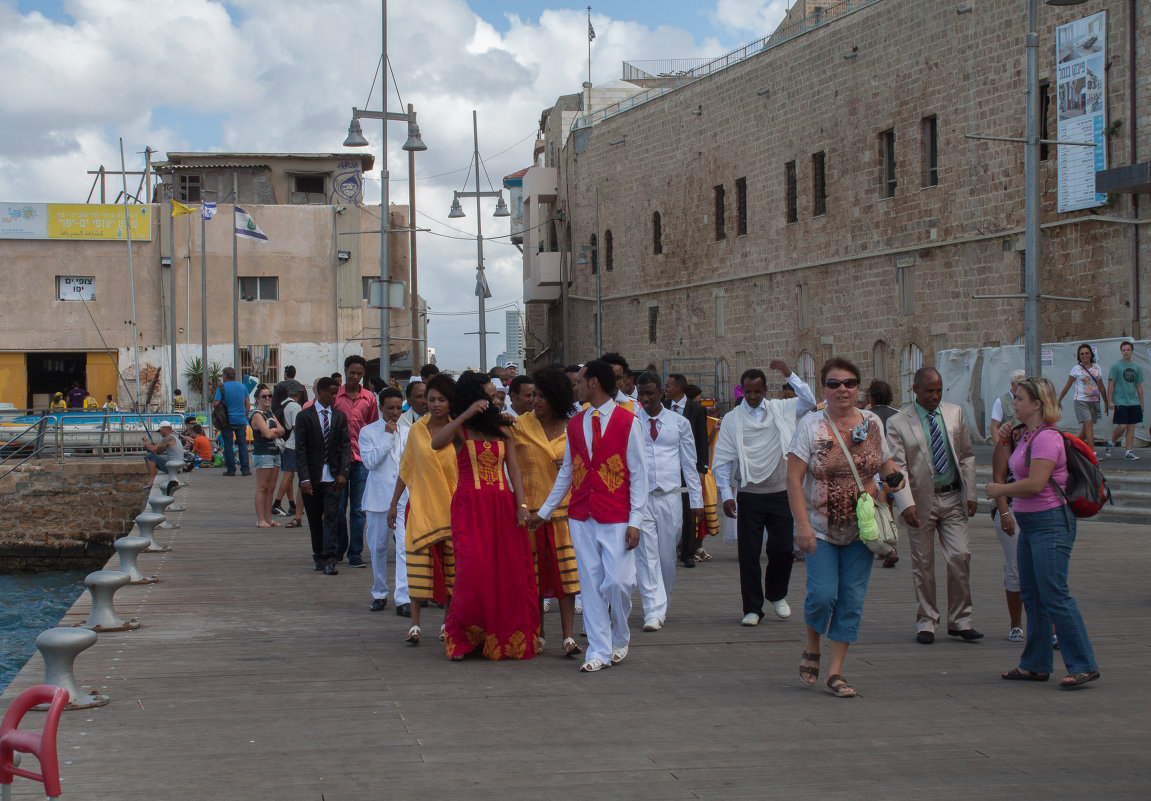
left=787, top=358, right=902, bottom=697
left=986, top=376, right=1099, bottom=689
left=250, top=383, right=287, bottom=528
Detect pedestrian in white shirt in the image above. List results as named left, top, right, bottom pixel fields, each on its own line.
left=359, top=388, right=411, bottom=615
left=634, top=372, right=703, bottom=631
left=713, top=361, right=817, bottom=626
left=398, top=380, right=427, bottom=430
left=603, top=352, right=638, bottom=405
left=528, top=360, right=647, bottom=673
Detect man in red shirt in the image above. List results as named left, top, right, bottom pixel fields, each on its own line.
left=529, top=360, right=648, bottom=673
left=332, top=354, right=379, bottom=568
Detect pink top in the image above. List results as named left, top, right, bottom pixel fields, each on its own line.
left=333, top=385, right=379, bottom=462
left=1008, top=426, right=1068, bottom=513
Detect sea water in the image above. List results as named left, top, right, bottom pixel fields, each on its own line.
left=0, top=571, right=86, bottom=693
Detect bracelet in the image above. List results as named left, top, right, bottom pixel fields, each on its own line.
left=519, top=503, right=528, bottom=510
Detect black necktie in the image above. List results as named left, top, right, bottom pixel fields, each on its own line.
left=321, top=409, right=330, bottom=460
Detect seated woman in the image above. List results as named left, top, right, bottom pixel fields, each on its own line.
left=431, top=371, right=539, bottom=661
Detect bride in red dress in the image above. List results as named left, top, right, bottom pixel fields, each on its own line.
left=430, top=371, right=540, bottom=660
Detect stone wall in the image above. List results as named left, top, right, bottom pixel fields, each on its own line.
left=0, top=460, right=149, bottom=571
left=531, top=0, right=1149, bottom=404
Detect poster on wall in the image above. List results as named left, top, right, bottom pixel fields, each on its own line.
left=1055, top=10, right=1107, bottom=212
left=0, top=203, right=153, bottom=240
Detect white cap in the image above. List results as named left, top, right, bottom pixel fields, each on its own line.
left=490, top=377, right=506, bottom=392
left=408, top=375, right=423, bottom=385
left=503, top=361, right=517, bottom=369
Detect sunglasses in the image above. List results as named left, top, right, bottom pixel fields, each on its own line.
left=823, top=378, right=860, bottom=389
left=258, top=394, right=271, bottom=399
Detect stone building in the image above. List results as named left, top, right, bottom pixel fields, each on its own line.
left=519, top=0, right=1150, bottom=412
left=0, top=152, right=425, bottom=410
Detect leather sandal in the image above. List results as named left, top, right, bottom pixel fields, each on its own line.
left=1002, top=667, right=1049, bottom=681
left=824, top=673, right=856, bottom=698
left=799, top=650, right=820, bottom=686
left=1059, top=671, right=1100, bottom=689
left=562, top=637, right=582, bottom=658
left=406, top=625, right=421, bottom=646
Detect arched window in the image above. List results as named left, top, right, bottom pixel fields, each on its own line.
left=798, top=350, right=817, bottom=398
left=589, top=233, right=598, bottom=274
left=653, top=211, right=663, bottom=255
left=900, top=342, right=923, bottom=405
left=605, top=229, right=614, bottom=271
left=872, top=340, right=889, bottom=384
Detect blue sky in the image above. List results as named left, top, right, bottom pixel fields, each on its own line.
left=2, top=0, right=790, bottom=368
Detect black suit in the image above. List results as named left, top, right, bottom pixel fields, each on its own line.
left=294, top=403, right=351, bottom=568
left=665, top=397, right=710, bottom=563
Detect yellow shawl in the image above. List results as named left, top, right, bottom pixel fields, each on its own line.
left=512, top=411, right=569, bottom=517
left=398, top=415, right=458, bottom=551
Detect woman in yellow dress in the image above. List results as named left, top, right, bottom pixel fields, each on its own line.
left=389, top=373, right=458, bottom=645
left=512, top=367, right=582, bottom=657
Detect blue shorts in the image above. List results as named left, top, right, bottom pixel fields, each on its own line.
left=280, top=447, right=297, bottom=472
left=144, top=452, right=169, bottom=470
left=251, top=453, right=279, bottom=470
left=1113, top=404, right=1143, bottom=425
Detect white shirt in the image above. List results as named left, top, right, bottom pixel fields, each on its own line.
left=539, top=398, right=648, bottom=529
left=667, top=396, right=687, bottom=415
left=615, top=387, right=637, bottom=404
left=359, top=419, right=408, bottom=512
left=398, top=407, right=424, bottom=430
left=712, top=372, right=817, bottom=502
left=283, top=399, right=302, bottom=450
left=311, top=401, right=335, bottom=484
left=636, top=405, right=704, bottom=507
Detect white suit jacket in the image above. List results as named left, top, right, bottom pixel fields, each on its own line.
left=360, top=420, right=408, bottom=513
left=886, top=401, right=976, bottom=516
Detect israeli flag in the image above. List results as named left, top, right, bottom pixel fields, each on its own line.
left=201, top=201, right=217, bottom=221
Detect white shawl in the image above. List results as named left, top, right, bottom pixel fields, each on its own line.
left=714, top=398, right=799, bottom=487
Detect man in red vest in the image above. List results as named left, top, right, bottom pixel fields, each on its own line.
left=530, top=360, right=648, bottom=673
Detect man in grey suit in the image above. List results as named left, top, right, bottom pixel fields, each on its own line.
left=887, top=367, right=981, bottom=644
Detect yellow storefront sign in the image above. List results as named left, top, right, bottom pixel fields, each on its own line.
left=46, top=204, right=152, bottom=241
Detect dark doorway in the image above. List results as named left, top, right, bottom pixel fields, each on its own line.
left=27, top=352, right=87, bottom=409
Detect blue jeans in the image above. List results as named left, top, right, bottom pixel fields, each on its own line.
left=336, top=461, right=368, bottom=561
left=1016, top=507, right=1097, bottom=675
left=221, top=426, right=249, bottom=474
left=803, top=538, right=873, bottom=643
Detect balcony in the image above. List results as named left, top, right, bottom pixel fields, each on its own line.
left=523, top=167, right=557, bottom=203
left=536, top=252, right=561, bottom=286
left=524, top=251, right=562, bottom=304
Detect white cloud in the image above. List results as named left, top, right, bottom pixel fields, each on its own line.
left=709, top=0, right=789, bottom=38
left=0, top=0, right=730, bottom=369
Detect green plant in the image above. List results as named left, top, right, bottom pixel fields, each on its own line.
left=183, top=358, right=223, bottom=405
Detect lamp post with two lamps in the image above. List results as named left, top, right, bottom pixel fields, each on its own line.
left=448, top=110, right=510, bottom=372
left=340, top=1, right=426, bottom=384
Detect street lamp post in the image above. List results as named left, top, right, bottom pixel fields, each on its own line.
left=342, top=0, right=426, bottom=384
left=448, top=109, right=511, bottom=372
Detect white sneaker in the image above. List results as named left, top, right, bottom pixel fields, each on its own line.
left=579, top=658, right=609, bottom=672
left=1007, top=626, right=1024, bottom=642
left=541, top=598, right=552, bottom=613
left=1105, top=442, right=1114, bottom=457
left=574, top=600, right=583, bottom=615
left=611, top=644, right=629, bottom=664
left=1126, top=450, right=1140, bottom=461
left=741, top=612, right=760, bottom=627
left=642, top=617, right=662, bottom=632
left=772, top=599, right=792, bottom=619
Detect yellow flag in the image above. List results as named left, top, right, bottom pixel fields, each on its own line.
left=171, top=200, right=195, bottom=217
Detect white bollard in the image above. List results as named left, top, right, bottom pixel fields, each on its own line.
left=78, top=570, right=139, bottom=632
left=114, top=536, right=157, bottom=584
left=134, top=511, right=169, bottom=553
left=35, top=627, right=110, bottom=710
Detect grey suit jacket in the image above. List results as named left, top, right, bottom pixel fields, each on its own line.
left=886, top=401, right=976, bottom=516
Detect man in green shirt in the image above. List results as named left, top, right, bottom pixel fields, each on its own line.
left=1106, top=340, right=1144, bottom=460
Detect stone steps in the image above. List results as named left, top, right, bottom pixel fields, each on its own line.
left=973, top=465, right=1151, bottom=524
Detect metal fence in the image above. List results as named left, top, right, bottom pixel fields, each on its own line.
left=574, top=0, right=883, bottom=131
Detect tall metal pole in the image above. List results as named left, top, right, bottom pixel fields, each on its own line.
left=118, top=139, right=142, bottom=410
left=1023, top=0, right=1042, bottom=378
left=201, top=206, right=209, bottom=429
left=408, top=103, right=421, bottom=371
left=379, top=0, right=392, bottom=384
left=594, top=185, right=602, bottom=357
left=473, top=110, right=488, bottom=371
left=168, top=194, right=177, bottom=410
left=232, top=171, right=240, bottom=372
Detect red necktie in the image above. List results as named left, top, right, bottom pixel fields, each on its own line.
left=592, top=410, right=602, bottom=452
left=672, top=403, right=680, bottom=413
left=649, top=418, right=658, bottom=441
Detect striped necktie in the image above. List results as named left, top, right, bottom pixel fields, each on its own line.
left=926, top=410, right=948, bottom=475
left=321, top=409, right=330, bottom=460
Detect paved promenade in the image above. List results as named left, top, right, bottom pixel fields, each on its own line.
left=4, top=470, right=1151, bottom=800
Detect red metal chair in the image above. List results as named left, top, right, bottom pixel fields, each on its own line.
left=0, top=685, right=68, bottom=800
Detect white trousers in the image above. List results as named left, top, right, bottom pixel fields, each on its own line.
left=636, top=493, right=683, bottom=624
left=365, top=510, right=391, bottom=600
left=569, top=518, right=636, bottom=665
left=393, top=502, right=409, bottom=605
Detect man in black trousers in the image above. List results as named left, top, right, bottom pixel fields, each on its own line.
left=664, top=373, right=710, bottom=568
left=294, top=376, right=351, bottom=575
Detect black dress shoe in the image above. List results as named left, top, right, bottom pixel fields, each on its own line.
left=916, top=631, right=935, bottom=644
left=681, top=559, right=696, bottom=569
left=395, top=603, right=411, bottom=618
left=313, top=561, right=322, bottom=571
left=948, top=628, right=984, bottom=641
left=369, top=598, right=388, bottom=611
left=323, top=563, right=339, bottom=575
